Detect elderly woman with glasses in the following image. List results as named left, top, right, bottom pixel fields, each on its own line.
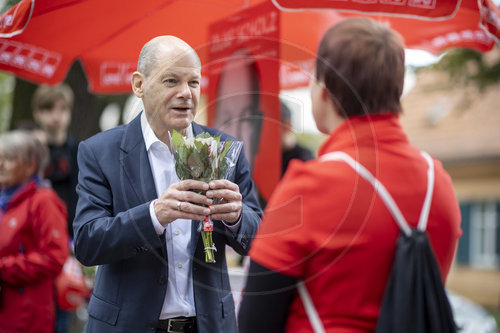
left=0, top=130, right=69, bottom=333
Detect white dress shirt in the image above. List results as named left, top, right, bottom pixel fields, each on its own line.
left=142, top=113, right=196, bottom=319
left=141, top=113, right=241, bottom=320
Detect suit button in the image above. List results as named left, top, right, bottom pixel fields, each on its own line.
left=148, top=322, right=156, bottom=330
left=158, top=276, right=167, bottom=284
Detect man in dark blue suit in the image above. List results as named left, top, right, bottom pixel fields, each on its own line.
left=73, top=36, right=262, bottom=333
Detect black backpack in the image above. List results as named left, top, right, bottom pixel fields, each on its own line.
left=375, top=228, right=457, bottom=333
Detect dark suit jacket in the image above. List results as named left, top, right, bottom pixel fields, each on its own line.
left=73, top=114, right=262, bottom=333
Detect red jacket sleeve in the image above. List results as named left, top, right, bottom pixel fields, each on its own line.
left=0, top=189, right=69, bottom=284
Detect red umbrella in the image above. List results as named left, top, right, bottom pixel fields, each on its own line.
left=0, top=0, right=339, bottom=93
left=1, top=0, right=498, bottom=93
left=272, top=0, right=500, bottom=54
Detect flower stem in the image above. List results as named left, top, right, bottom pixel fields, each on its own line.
left=201, top=230, right=215, bottom=263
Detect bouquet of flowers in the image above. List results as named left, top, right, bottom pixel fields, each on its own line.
left=170, top=130, right=242, bottom=263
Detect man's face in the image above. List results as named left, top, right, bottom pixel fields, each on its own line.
left=140, top=49, right=201, bottom=139
left=33, top=99, right=71, bottom=135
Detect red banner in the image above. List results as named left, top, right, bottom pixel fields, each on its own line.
left=272, top=0, right=461, bottom=19
left=207, top=1, right=281, bottom=202
left=479, top=0, right=500, bottom=43
left=0, top=0, right=33, bottom=38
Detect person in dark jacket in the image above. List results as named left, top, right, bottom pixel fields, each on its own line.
left=280, top=101, right=314, bottom=176
left=32, top=83, right=79, bottom=239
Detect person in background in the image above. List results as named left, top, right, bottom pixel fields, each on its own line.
left=238, top=18, right=461, bottom=332
left=280, top=102, right=314, bottom=176
left=13, top=120, right=48, bottom=148
left=0, top=130, right=69, bottom=333
left=32, top=84, right=79, bottom=239
left=32, top=84, right=79, bottom=333
left=73, top=35, right=262, bottom=333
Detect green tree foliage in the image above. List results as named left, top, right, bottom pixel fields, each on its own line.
left=0, top=73, right=14, bottom=133
left=432, top=48, right=500, bottom=90
left=7, top=62, right=130, bottom=140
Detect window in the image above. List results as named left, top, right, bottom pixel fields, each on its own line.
left=470, top=202, right=499, bottom=268
left=456, top=201, right=500, bottom=268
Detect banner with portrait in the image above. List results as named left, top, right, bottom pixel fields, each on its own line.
left=207, top=2, right=281, bottom=203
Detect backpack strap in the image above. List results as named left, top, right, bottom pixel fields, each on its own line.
left=417, top=151, right=435, bottom=232
left=319, top=151, right=435, bottom=235
left=297, top=281, right=326, bottom=333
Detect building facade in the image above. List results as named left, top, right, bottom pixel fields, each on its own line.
left=400, top=60, right=500, bottom=308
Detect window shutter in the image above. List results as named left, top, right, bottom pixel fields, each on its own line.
left=456, top=202, right=471, bottom=265
left=496, top=202, right=500, bottom=260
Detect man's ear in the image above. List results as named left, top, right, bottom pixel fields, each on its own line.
left=320, top=82, right=329, bottom=101
left=131, top=71, right=145, bottom=98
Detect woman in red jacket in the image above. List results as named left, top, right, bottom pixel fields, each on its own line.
left=0, top=130, right=69, bottom=333
left=238, top=18, right=462, bottom=332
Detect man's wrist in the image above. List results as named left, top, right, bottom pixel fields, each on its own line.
left=222, top=214, right=242, bottom=233
left=150, top=200, right=165, bottom=235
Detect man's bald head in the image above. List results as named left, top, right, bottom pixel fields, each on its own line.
left=137, top=36, right=201, bottom=77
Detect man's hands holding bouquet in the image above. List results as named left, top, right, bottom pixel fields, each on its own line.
left=207, top=179, right=242, bottom=224
left=153, top=179, right=242, bottom=226
left=154, top=130, right=243, bottom=263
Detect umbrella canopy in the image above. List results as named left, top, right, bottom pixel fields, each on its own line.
left=273, top=0, right=500, bottom=54
left=0, top=0, right=339, bottom=93
left=0, top=0, right=498, bottom=93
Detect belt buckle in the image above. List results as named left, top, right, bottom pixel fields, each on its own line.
left=167, top=319, right=177, bottom=333
left=167, top=318, right=188, bottom=333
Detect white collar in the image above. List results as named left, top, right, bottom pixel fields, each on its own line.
left=140, top=112, right=194, bottom=151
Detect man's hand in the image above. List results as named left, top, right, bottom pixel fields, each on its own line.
left=206, top=179, right=242, bottom=224
left=154, top=180, right=212, bottom=226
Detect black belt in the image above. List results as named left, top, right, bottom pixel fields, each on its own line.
left=156, top=317, right=197, bottom=333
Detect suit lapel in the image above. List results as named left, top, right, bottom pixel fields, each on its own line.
left=120, top=113, right=157, bottom=205
left=191, top=122, right=203, bottom=136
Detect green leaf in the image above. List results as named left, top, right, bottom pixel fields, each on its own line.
left=173, top=140, right=192, bottom=180
left=194, top=139, right=204, bottom=152
left=219, top=140, right=232, bottom=161
left=175, top=162, right=191, bottom=180
left=196, top=132, right=211, bottom=139
left=201, top=164, right=211, bottom=180
left=187, top=150, right=206, bottom=179
left=171, top=130, right=184, bottom=150
left=178, top=145, right=189, bottom=164
left=218, top=163, right=227, bottom=179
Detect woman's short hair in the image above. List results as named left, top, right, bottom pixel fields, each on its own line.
left=315, top=18, right=405, bottom=117
left=0, top=130, right=49, bottom=177
left=32, top=84, right=74, bottom=111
